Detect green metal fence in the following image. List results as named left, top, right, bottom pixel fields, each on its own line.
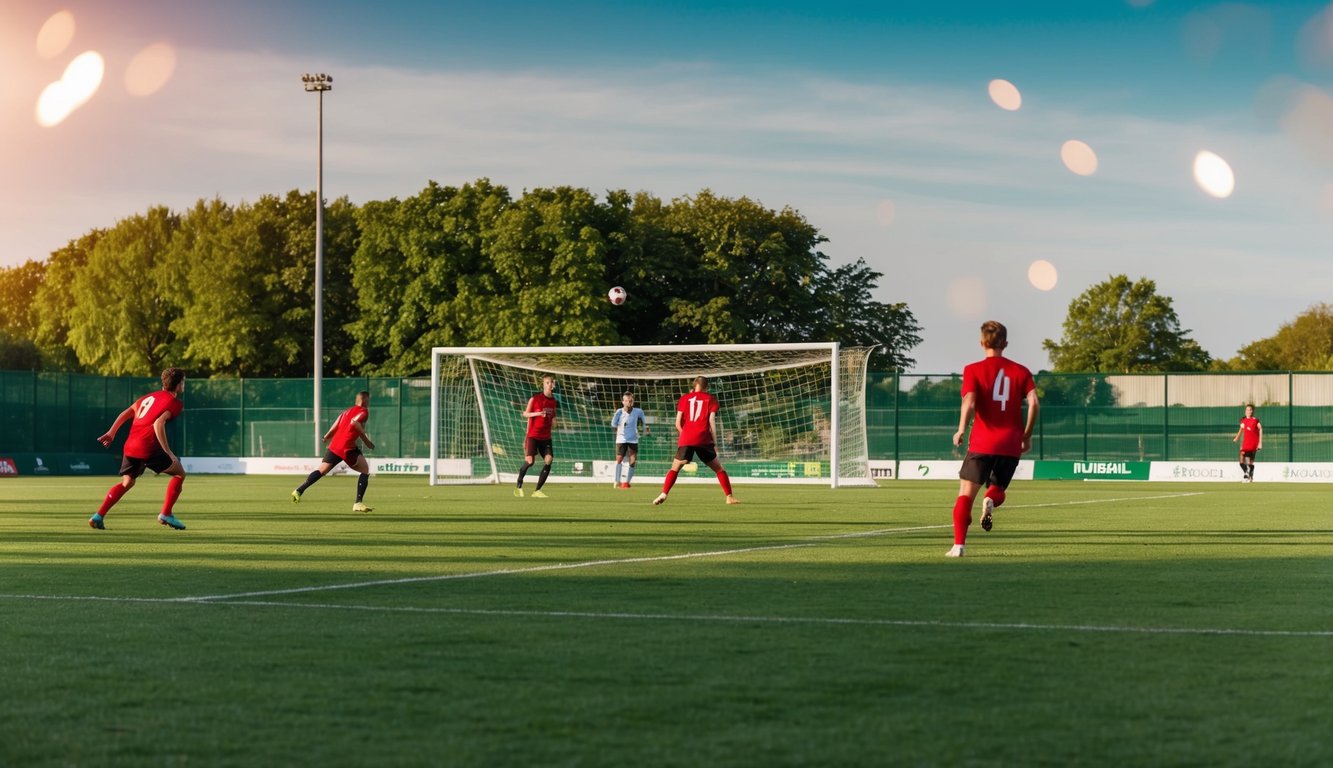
left=4, top=370, right=1332, bottom=463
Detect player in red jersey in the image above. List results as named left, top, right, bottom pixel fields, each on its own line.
left=291, top=391, right=376, bottom=511
left=90, top=367, right=188, bottom=530
left=947, top=321, right=1039, bottom=557
left=516, top=375, right=557, bottom=498
left=1232, top=404, right=1262, bottom=483
left=653, top=376, right=739, bottom=506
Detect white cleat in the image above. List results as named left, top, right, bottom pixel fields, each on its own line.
left=652, top=493, right=667, bottom=506
left=980, top=496, right=994, bottom=532
left=945, top=544, right=965, bottom=558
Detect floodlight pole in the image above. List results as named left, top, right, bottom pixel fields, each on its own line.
left=302, top=72, right=332, bottom=455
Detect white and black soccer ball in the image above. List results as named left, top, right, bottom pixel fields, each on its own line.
left=607, top=286, right=627, bottom=305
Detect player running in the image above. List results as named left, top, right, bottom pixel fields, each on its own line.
left=291, top=391, right=376, bottom=512
left=90, top=367, right=189, bottom=530
left=611, top=391, right=649, bottom=488
left=947, top=321, right=1039, bottom=557
left=653, top=376, right=739, bottom=506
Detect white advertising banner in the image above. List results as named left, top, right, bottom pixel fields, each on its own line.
left=181, top=457, right=467, bottom=476
left=894, top=459, right=1035, bottom=481
left=1149, top=461, right=1333, bottom=483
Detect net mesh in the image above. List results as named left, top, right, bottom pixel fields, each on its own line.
left=431, top=346, right=875, bottom=485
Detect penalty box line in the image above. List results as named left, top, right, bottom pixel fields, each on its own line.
left=180, top=490, right=1206, bottom=603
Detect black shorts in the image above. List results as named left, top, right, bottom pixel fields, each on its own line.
left=1240, top=450, right=1257, bottom=460
left=675, top=444, right=717, bottom=465
left=121, top=450, right=174, bottom=478
left=958, top=451, right=1020, bottom=489
left=525, top=438, right=553, bottom=458
left=616, top=442, right=639, bottom=460
left=323, top=447, right=363, bottom=468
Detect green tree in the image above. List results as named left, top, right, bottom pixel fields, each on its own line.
left=349, top=179, right=512, bottom=375
left=67, top=208, right=183, bottom=375
left=808, top=259, right=921, bottom=371
left=658, top=190, right=826, bottom=344
left=1220, top=303, right=1333, bottom=371
left=30, top=233, right=101, bottom=371
left=485, top=185, right=622, bottom=347
left=1043, top=275, right=1211, bottom=372
left=170, top=192, right=360, bottom=377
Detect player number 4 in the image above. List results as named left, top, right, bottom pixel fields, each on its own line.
left=992, top=371, right=1011, bottom=411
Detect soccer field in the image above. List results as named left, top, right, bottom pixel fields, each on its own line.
left=1, top=476, right=1330, bottom=766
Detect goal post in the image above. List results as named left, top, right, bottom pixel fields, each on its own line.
left=429, top=344, right=876, bottom=487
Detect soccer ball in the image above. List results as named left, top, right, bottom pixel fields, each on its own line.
left=607, top=286, right=627, bottom=305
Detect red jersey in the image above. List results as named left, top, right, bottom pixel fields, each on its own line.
left=960, top=356, right=1035, bottom=457
left=526, top=393, right=558, bottom=439
left=329, top=405, right=369, bottom=456
left=123, top=389, right=184, bottom=458
left=1238, top=417, right=1261, bottom=452
left=676, top=391, right=719, bottom=446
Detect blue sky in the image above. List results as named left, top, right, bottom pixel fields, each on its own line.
left=2, top=0, right=1332, bottom=373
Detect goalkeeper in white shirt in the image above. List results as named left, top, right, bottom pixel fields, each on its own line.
left=611, top=392, right=649, bottom=488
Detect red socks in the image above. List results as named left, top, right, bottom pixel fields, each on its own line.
left=98, top=483, right=129, bottom=515
left=662, top=469, right=679, bottom=495
left=716, top=470, right=732, bottom=496
left=952, top=495, right=973, bottom=545
left=984, top=485, right=1006, bottom=508
left=162, top=476, right=184, bottom=515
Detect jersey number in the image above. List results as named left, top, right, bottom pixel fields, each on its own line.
left=136, top=396, right=156, bottom=419
left=992, top=372, right=1011, bottom=412
left=688, top=397, right=705, bottom=422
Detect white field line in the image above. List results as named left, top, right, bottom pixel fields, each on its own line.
left=1, top=593, right=1328, bottom=638
left=84, top=491, right=1213, bottom=603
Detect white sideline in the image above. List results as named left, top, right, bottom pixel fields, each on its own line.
left=1, top=593, right=1328, bottom=638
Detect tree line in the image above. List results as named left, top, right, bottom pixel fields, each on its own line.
left=0, top=180, right=922, bottom=376
left=3, top=179, right=1327, bottom=378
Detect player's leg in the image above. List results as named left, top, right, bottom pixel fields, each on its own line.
left=516, top=439, right=536, bottom=496
left=624, top=444, right=638, bottom=487
left=1239, top=451, right=1248, bottom=482
left=703, top=451, right=737, bottom=504
left=614, top=443, right=626, bottom=487
left=154, top=453, right=187, bottom=530
left=533, top=443, right=553, bottom=495
left=654, top=448, right=690, bottom=505
left=979, top=457, right=1018, bottom=533
left=91, top=461, right=139, bottom=528
left=348, top=451, right=373, bottom=512
left=949, top=453, right=990, bottom=556
left=294, top=453, right=338, bottom=501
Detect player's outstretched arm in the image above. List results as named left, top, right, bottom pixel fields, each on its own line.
left=1021, top=389, right=1040, bottom=454
left=97, top=406, right=136, bottom=447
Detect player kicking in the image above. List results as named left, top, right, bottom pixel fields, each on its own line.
left=516, top=375, right=557, bottom=498
left=90, top=367, right=189, bottom=530
left=947, top=321, right=1039, bottom=557
left=653, top=376, right=739, bottom=506
left=611, top=391, right=649, bottom=488
left=1232, top=404, right=1262, bottom=483
left=291, top=391, right=376, bottom=512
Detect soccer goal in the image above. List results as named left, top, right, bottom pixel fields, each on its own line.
left=429, top=344, right=876, bottom=487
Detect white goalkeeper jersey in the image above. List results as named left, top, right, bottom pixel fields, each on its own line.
left=611, top=407, right=646, bottom=444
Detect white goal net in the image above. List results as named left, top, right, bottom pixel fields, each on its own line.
left=429, top=344, right=876, bottom=487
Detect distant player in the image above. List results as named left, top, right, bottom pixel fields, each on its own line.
left=947, top=321, right=1039, bottom=557
left=653, top=376, right=739, bottom=506
left=516, top=375, right=557, bottom=498
left=611, top=391, right=649, bottom=488
left=1232, top=404, right=1262, bottom=483
left=90, top=367, right=189, bottom=530
left=291, top=391, right=376, bottom=512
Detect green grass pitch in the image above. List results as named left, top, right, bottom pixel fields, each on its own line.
left=1, top=476, right=1330, bottom=766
